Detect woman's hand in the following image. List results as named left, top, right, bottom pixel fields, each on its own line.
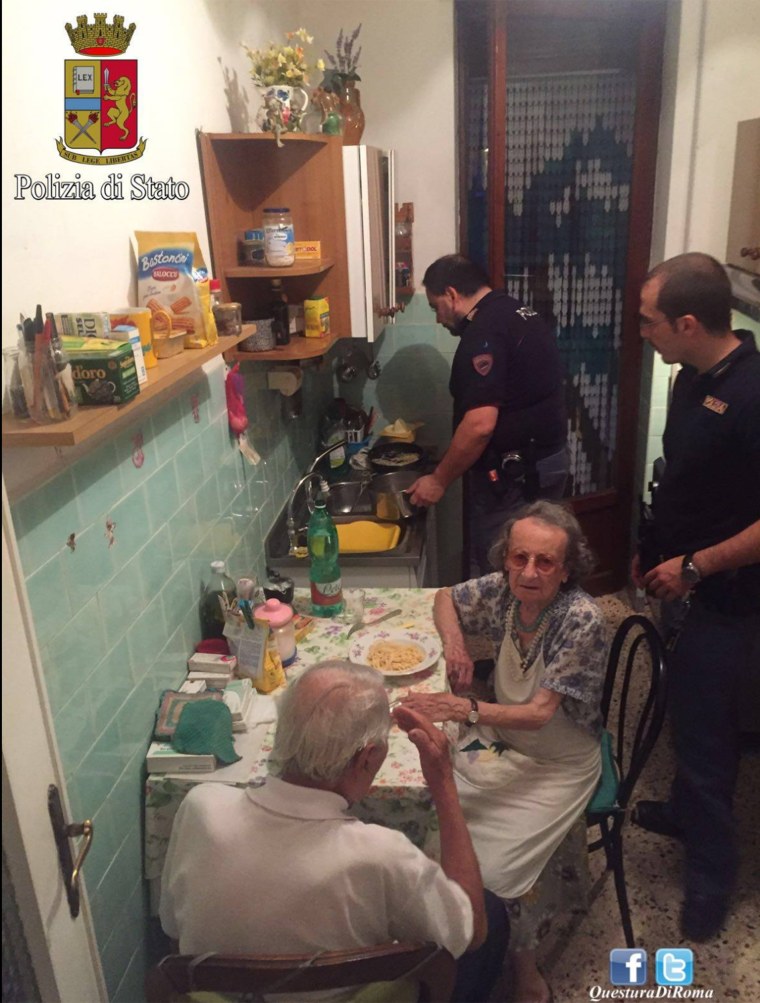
left=398, top=690, right=467, bottom=723
left=443, top=641, right=474, bottom=693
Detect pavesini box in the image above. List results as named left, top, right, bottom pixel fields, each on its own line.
left=146, top=741, right=216, bottom=773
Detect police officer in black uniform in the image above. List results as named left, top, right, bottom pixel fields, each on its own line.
left=409, top=254, right=568, bottom=576
left=631, top=252, right=760, bottom=942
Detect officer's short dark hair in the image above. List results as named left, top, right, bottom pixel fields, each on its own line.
left=423, top=255, right=491, bottom=297
left=647, top=253, right=732, bottom=334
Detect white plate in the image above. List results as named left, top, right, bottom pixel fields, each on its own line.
left=349, top=627, right=442, bottom=677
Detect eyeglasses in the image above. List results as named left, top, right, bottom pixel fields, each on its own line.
left=506, top=551, right=563, bottom=575
left=639, top=314, right=673, bottom=330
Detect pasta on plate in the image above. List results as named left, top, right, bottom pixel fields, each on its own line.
left=367, top=640, right=424, bottom=673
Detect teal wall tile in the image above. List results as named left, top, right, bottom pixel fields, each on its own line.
left=109, top=486, right=152, bottom=557
left=72, top=443, right=125, bottom=525
left=77, top=727, right=129, bottom=813
left=145, top=459, right=181, bottom=535
left=25, top=555, right=72, bottom=647
left=11, top=468, right=79, bottom=575
left=42, top=597, right=107, bottom=700
left=55, top=689, right=96, bottom=779
left=126, top=596, right=167, bottom=682
left=97, top=555, right=148, bottom=652
left=160, top=562, right=196, bottom=634
left=137, top=530, right=175, bottom=598
left=61, top=521, right=117, bottom=609
left=89, top=645, right=134, bottom=736
left=151, top=397, right=186, bottom=465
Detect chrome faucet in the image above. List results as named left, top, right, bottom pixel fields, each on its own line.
left=307, top=438, right=348, bottom=474
left=286, top=440, right=348, bottom=556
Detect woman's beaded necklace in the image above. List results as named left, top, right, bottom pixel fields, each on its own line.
left=508, top=598, right=554, bottom=673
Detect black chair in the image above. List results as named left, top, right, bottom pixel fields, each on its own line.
left=145, top=941, right=456, bottom=1002
left=586, top=614, right=669, bottom=947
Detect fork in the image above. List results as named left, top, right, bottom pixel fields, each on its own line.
left=346, top=608, right=402, bottom=639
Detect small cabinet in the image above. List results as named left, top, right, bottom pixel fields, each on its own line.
left=726, top=118, right=760, bottom=276
left=343, top=146, right=396, bottom=342
left=196, top=132, right=352, bottom=340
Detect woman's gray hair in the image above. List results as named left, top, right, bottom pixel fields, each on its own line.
left=487, top=500, right=596, bottom=587
left=272, top=660, right=390, bottom=784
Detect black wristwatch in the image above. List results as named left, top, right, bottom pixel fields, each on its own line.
left=681, top=553, right=702, bottom=589
left=465, top=696, right=480, bottom=727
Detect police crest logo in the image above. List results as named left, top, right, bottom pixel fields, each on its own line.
left=702, top=395, right=729, bottom=415
left=57, top=13, right=147, bottom=165
left=472, top=353, right=494, bottom=376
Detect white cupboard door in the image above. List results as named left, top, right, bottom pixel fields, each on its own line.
left=2, top=480, right=105, bottom=1003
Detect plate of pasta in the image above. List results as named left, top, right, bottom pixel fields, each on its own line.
left=349, top=628, right=442, bottom=677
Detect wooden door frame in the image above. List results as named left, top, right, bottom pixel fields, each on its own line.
left=456, top=0, right=667, bottom=592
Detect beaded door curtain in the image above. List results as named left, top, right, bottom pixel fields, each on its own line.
left=468, top=71, right=636, bottom=497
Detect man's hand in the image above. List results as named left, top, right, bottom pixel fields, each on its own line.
left=643, top=555, right=691, bottom=601
left=392, top=704, right=455, bottom=794
left=408, top=473, right=445, bottom=507
left=443, top=642, right=474, bottom=693
left=397, top=691, right=464, bottom=723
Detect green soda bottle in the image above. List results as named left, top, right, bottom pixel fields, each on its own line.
left=307, top=486, right=344, bottom=617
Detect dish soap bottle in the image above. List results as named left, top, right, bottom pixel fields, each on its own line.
left=307, top=482, right=344, bottom=617
left=269, top=279, right=290, bottom=346
left=199, top=560, right=237, bottom=639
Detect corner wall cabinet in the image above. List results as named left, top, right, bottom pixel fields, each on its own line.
left=196, top=132, right=352, bottom=348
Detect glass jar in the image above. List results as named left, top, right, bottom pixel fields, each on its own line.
left=3, top=347, right=29, bottom=419
left=263, top=208, right=295, bottom=267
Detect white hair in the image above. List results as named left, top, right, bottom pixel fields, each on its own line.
left=272, top=660, right=390, bottom=783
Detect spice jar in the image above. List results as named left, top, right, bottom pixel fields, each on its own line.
left=253, top=598, right=297, bottom=666
left=239, top=229, right=265, bottom=266
left=263, top=208, right=295, bottom=267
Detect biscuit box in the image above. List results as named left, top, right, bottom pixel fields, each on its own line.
left=65, top=339, right=140, bottom=406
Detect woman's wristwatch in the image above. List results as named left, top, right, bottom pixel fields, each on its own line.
left=465, top=696, right=480, bottom=727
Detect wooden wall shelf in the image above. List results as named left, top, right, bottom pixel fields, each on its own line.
left=225, top=333, right=340, bottom=364
left=2, top=332, right=251, bottom=449
left=225, top=258, right=335, bottom=280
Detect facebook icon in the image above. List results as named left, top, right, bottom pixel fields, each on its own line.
left=656, top=948, right=694, bottom=986
left=609, top=949, right=648, bottom=985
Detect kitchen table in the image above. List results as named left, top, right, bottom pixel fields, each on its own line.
left=144, top=587, right=447, bottom=913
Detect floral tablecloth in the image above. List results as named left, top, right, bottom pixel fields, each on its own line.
left=145, top=588, right=445, bottom=904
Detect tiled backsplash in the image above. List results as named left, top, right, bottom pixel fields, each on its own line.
left=8, top=358, right=332, bottom=1001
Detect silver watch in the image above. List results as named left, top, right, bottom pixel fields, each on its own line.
left=465, top=696, right=480, bottom=727
left=681, top=554, right=702, bottom=588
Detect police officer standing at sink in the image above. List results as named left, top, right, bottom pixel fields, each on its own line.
left=408, top=254, right=568, bottom=576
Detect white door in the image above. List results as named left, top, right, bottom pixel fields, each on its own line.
left=2, top=480, right=105, bottom=1002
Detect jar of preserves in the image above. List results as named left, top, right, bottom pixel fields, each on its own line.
left=263, top=208, right=295, bottom=267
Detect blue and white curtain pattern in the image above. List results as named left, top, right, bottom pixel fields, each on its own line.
left=468, top=71, right=636, bottom=496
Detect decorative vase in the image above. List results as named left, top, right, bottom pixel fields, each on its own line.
left=257, top=84, right=310, bottom=137
left=338, top=79, right=365, bottom=145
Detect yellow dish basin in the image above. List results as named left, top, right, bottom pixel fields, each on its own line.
left=336, top=520, right=401, bottom=553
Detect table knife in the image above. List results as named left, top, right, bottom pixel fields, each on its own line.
left=347, top=608, right=402, bottom=639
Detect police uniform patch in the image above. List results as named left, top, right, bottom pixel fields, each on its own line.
left=516, top=306, right=538, bottom=320
left=472, top=353, right=494, bottom=376
left=702, top=395, right=728, bottom=415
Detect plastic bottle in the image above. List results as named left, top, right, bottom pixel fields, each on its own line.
left=307, top=484, right=344, bottom=617
left=253, top=597, right=297, bottom=666
left=210, top=278, right=223, bottom=311
left=199, top=560, right=237, bottom=639
left=269, top=279, right=290, bottom=346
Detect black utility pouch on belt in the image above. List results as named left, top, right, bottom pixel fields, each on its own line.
left=483, top=443, right=539, bottom=500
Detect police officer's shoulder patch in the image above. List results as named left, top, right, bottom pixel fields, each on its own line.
left=473, top=353, right=494, bottom=376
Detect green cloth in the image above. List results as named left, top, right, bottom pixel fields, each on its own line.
left=587, top=729, right=619, bottom=814
left=172, top=700, right=241, bottom=765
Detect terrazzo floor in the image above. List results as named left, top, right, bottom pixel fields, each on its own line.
left=491, top=591, right=760, bottom=1003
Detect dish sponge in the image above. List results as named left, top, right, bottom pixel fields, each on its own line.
left=336, top=520, right=401, bottom=553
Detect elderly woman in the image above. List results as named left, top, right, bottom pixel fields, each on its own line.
left=401, top=500, right=607, bottom=1003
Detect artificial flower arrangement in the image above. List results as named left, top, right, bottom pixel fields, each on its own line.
left=321, top=23, right=362, bottom=93
left=243, top=27, right=324, bottom=89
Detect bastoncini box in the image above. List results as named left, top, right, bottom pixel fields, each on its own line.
left=63, top=337, right=140, bottom=405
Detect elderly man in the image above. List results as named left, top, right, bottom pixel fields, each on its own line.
left=632, top=253, right=760, bottom=941
left=408, top=254, right=568, bottom=577
left=160, top=660, right=508, bottom=1001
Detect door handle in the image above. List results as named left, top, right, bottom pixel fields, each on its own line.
left=47, top=784, right=93, bottom=919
